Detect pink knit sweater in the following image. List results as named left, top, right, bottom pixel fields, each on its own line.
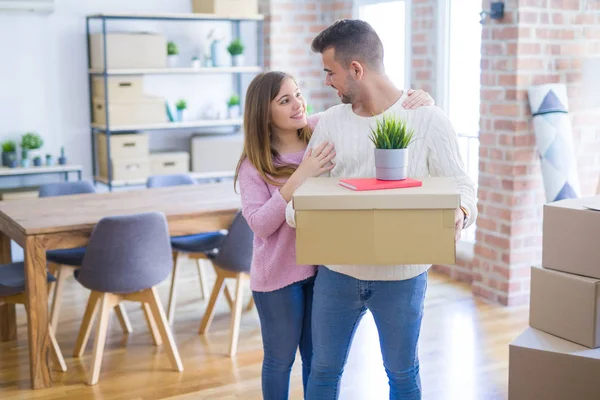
left=237, top=116, right=320, bottom=292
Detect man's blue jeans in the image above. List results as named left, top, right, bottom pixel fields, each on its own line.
left=306, top=267, right=428, bottom=400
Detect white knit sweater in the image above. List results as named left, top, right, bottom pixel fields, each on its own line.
left=286, top=91, right=478, bottom=281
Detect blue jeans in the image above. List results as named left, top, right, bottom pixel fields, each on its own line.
left=253, top=276, right=315, bottom=400
left=307, top=267, right=428, bottom=400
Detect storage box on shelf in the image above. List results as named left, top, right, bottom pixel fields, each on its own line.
left=150, top=151, right=190, bottom=175
left=90, top=32, right=167, bottom=69
left=92, top=76, right=144, bottom=101
left=92, top=96, right=167, bottom=126
left=190, top=133, right=243, bottom=176
left=192, top=0, right=259, bottom=17
left=96, top=132, right=150, bottom=182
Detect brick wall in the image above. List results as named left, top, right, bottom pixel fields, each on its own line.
left=410, top=0, right=437, bottom=98
left=260, top=0, right=354, bottom=113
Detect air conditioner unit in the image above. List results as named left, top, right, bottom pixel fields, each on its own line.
left=0, top=0, right=54, bottom=13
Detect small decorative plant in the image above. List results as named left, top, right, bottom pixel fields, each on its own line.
left=1, top=140, right=17, bottom=167
left=58, top=146, right=67, bottom=165
left=45, top=153, right=53, bottom=166
left=33, top=155, right=42, bottom=167
left=21, top=132, right=44, bottom=151
left=369, top=114, right=415, bottom=180
left=227, top=38, right=245, bottom=66
left=167, top=41, right=179, bottom=67
left=227, top=94, right=241, bottom=119
left=175, top=99, right=187, bottom=122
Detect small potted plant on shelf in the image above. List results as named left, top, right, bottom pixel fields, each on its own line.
left=368, top=114, right=415, bottom=180
left=175, top=99, right=187, bottom=122
left=191, top=56, right=201, bottom=69
left=227, top=94, right=241, bottom=119
left=6, top=153, right=17, bottom=168
left=58, top=147, right=67, bottom=165
left=45, top=153, right=53, bottom=166
left=20, top=132, right=44, bottom=168
left=167, top=41, right=179, bottom=68
left=227, top=38, right=245, bottom=66
left=1, top=140, right=16, bottom=167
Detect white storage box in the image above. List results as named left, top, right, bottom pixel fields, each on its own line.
left=92, top=76, right=145, bottom=101
left=192, top=0, right=259, bottom=17
left=90, top=33, right=167, bottom=70
left=99, top=157, right=150, bottom=182
left=96, top=133, right=149, bottom=162
left=92, top=96, right=167, bottom=127
left=191, top=134, right=244, bottom=175
left=150, top=152, right=190, bottom=175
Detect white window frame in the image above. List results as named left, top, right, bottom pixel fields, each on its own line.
left=354, top=0, right=412, bottom=90
left=435, top=0, right=450, bottom=113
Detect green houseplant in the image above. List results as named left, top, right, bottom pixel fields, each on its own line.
left=20, top=132, right=44, bottom=167
left=175, top=99, right=187, bottom=122
left=167, top=41, right=179, bottom=67
left=1, top=140, right=16, bottom=167
left=368, top=114, right=415, bottom=180
left=227, top=38, right=245, bottom=66
left=227, top=94, right=241, bottom=119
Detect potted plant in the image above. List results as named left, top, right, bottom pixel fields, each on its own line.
left=227, top=94, right=241, bottom=119
left=227, top=38, right=245, bottom=66
left=1, top=140, right=16, bottom=167
left=58, top=147, right=67, bottom=165
left=167, top=41, right=179, bottom=67
left=175, top=99, right=187, bottom=122
left=191, top=56, right=201, bottom=69
left=6, top=152, right=17, bottom=168
left=45, top=153, right=53, bottom=166
left=21, top=132, right=43, bottom=167
left=368, top=114, right=415, bottom=180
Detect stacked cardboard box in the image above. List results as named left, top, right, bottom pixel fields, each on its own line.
left=509, top=195, right=600, bottom=400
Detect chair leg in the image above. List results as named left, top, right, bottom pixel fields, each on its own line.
left=49, top=325, right=67, bottom=372
left=224, top=284, right=234, bottom=311
left=199, top=273, right=226, bottom=334
left=89, top=293, right=116, bottom=385
left=167, top=251, right=180, bottom=326
left=229, top=274, right=246, bottom=357
left=114, top=303, right=132, bottom=334
left=49, top=265, right=69, bottom=334
left=142, top=303, right=162, bottom=346
left=73, top=291, right=101, bottom=358
left=145, top=287, right=183, bottom=372
left=195, top=258, right=208, bottom=300
left=245, top=296, right=255, bottom=313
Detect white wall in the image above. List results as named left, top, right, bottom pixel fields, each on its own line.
left=0, top=0, right=257, bottom=184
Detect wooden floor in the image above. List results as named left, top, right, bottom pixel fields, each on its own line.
left=0, top=257, right=529, bottom=400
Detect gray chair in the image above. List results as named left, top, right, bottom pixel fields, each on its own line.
left=198, top=211, right=254, bottom=357
left=72, top=212, right=183, bottom=385
left=40, top=180, right=131, bottom=335
left=146, top=173, right=229, bottom=325
left=0, top=262, right=67, bottom=372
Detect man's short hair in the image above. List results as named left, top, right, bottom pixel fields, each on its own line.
left=311, top=19, right=384, bottom=72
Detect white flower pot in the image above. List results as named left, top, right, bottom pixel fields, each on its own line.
left=232, top=55, right=244, bottom=66
left=168, top=55, right=178, bottom=68
left=228, top=105, right=241, bottom=119
left=374, top=148, right=409, bottom=180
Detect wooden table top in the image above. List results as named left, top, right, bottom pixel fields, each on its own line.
left=0, top=182, right=241, bottom=235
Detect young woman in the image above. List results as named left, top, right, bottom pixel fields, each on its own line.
left=234, top=71, right=433, bottom=400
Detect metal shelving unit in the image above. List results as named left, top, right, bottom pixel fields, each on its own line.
left=86, top=12, right=264, bottom=191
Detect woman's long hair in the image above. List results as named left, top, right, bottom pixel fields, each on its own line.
left=234, top=71, right=312, bottom=188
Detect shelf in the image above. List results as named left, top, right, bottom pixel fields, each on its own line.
left=0, top=165, right=83, bottom=177
left=89, top=66, right=263, bottom=75
left=91, top=119, right=243, bottom=132
left=86, top=12, right=264, bottom=22
left=96, top=171, right=234, bottom=187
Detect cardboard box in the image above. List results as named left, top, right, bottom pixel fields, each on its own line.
left=530, top=265, right=600, bottom=348
left=96, top=133, right=149, bottom=161
left=92, top=96, right=167, bottom=126
left=509, top=328, right=600, bottom=400
left=191, top=134, right=243, bottom=175
left=90, top=33, right=167, bottom=70
left=92, top=76, right=144, bottom=101
left=542, top=196, right=600, bottom=278
left=150, top=151, right=190, bottom=175
left=293, top=177, right=459, bottom=266
left=99, top=157, right=150, bottom=182
left=192, top=0, right=259, bottom=17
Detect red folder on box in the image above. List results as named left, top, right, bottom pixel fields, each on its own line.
left=338, top=177, right=423, bottom=191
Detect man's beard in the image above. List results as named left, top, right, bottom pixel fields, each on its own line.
left=339, top=76, right=357, bottom=104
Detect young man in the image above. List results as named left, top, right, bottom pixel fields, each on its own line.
left=285, top=20, right=477, bottom=399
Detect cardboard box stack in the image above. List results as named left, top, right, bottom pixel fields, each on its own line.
left=509, top=195, right=600, bottom=400
left=292, top=176, right=460, bottom=266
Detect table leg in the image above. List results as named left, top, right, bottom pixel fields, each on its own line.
left=0, top=231, right=16, bottom=341
left=24, top=235, right=52, bottom=389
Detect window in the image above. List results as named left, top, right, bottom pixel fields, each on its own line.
left=438, top=0, right=482, bottom=243
left=357, top=0, right=410, bottom=89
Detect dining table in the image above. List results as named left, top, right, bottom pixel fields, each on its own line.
left=0, top=181, right=241, bottom=389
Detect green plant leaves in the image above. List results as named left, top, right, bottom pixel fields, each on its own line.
left=368, top=114, right=415, bottom=149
